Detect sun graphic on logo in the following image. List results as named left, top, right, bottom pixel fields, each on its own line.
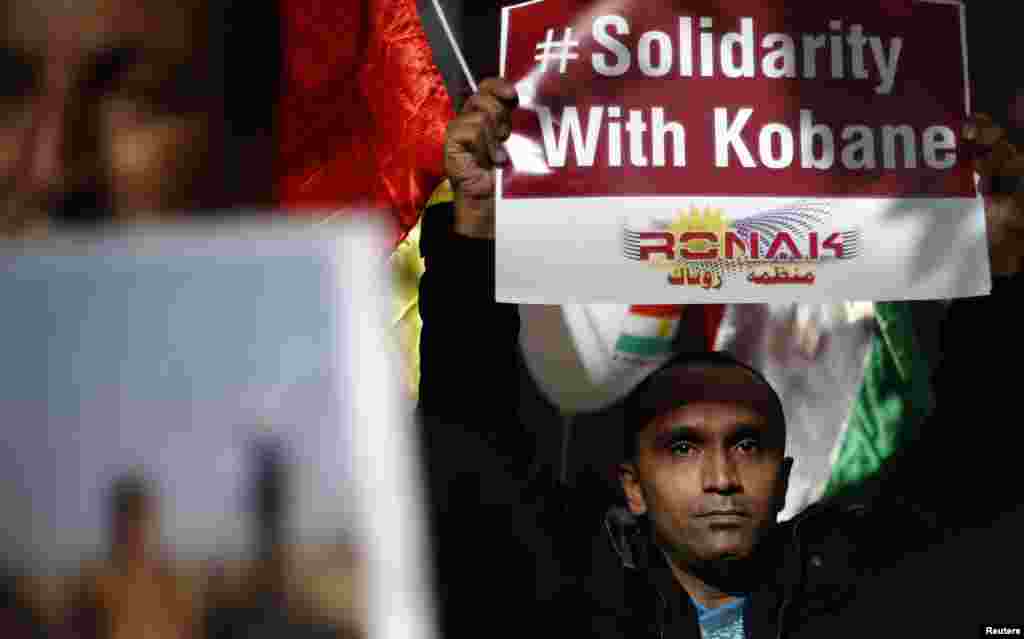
left=666, top=206, right=729, bottom=257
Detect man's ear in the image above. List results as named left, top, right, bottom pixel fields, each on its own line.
left=619, top=462, right=648, bottom=516
left=775, top=456, right=794, bottom=516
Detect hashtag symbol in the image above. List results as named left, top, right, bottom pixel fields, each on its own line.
left=534, top=28, right=580, bottom=74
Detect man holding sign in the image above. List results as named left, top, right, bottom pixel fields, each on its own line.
left=424, top=10, right=1024, bottom=637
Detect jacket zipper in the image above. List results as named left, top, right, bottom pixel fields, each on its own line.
left=655, top=586, right=667, bottom=639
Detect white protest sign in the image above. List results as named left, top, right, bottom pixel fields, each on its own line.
left=496, top=0, right=988, bottom=303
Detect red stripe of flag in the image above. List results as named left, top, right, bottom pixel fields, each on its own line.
left=628, top=305, right=685, bottom=318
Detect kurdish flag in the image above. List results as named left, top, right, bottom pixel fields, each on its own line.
left=614, top=306, right=685, bottom=361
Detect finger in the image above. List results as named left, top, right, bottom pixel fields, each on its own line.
left=458, top=102, right=508, bottom=165
left=446, top=111, right=498, bottom=173
left=975, top=139, right=1017, bottom=179
left=490, top=142, right=509, bottom=167
left=462, top=97, right=509, bottom=165
left=964, top=113, right=1004, bottom=147
left=482, top=126, right=508, bottom=167
left=463, top=93, right=511, bottom=164
left=963, top=114, right=1023, bottom=179
left=471, top=111, right=503, bottom=167
left=478, top=77, right=520, bottom=110
left=1000, top=154, right=1024, bottom=175
left=463, top=94, right=510, bottom=145
left=464, top=93, right=513, bottom=142
left=964, top=112, right=994, bottom=134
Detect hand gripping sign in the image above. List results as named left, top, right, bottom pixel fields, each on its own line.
left=496, top=0, right=988, bottom=303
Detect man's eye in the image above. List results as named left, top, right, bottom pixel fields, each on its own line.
left=103, top=59, right=213, bottom=118
left=115, top=89, right=179, bottom=116
left=108, top=84, right=201, bottom=120
left=736, top=439, right=760, bottom=453
left=0, top=51, right=37, bottom=100
left=670, top=441, right=697, bottom=457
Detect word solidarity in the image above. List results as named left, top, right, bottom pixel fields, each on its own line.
left=589, top=16, right=902, bottom=95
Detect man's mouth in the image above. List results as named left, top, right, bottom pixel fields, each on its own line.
left=698, top=510, right=748, bottom=521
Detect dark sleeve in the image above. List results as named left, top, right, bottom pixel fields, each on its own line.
left=415, top=202, right=584, bottom=635
left=920, top=274, right=1023, bottom=527
left=794, top=276, right=1024, bottom=634
left=825, top=274, right=1023, bottom=562
left=417, top=201, right=521, bottom=428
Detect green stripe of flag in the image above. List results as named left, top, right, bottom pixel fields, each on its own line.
left=823, top=301, right=939, bottom=498
left=615, top=334, right=674, bottom=357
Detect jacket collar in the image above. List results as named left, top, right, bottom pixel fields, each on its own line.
left=604, top=505, right=802, bottom=638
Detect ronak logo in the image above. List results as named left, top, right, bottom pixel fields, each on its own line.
left=622, top=203, right=859, bottom=289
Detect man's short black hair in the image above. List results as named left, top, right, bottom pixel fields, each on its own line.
left=621, top=351, right=786, bottom=460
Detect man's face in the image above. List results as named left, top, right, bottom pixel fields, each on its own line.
left=0, top=0, right=229, bottom=237
left=621, top=379, right=791, bottom=568
left=113, top=505, right=159, bottom=562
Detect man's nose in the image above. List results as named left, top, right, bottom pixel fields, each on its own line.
left=21, top=86, right=71, bottom=194
left=17, top=86, right=105, bottom=223
left=702, top=448, right=741, bottom=494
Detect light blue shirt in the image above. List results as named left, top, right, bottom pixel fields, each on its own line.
left=690, top=596, right=747, bottom=639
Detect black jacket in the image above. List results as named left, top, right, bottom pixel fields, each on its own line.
left=416, top=202, right=1024, bottom=638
